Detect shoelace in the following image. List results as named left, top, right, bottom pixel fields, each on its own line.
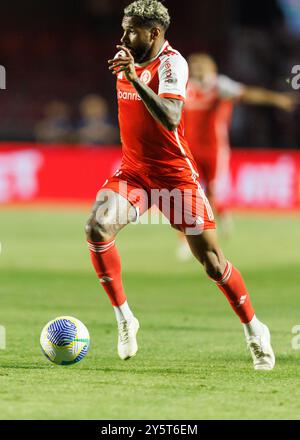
left=118, top=321, right=130, bottom=344
left=248, top=340, right=264, bottom=359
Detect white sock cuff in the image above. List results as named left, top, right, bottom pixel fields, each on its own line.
left=243, top=315, right=263, bottom=337
left=113, top=301, right=134, bottom=323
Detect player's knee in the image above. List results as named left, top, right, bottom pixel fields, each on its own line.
left=85, top=216, right=112, bottom=242
left=85, top=218, right=95, bottom=240
left=85, top=219, right=94, bottom=239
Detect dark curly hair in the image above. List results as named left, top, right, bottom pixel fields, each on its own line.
left=124, top=0, right=171, bottom=31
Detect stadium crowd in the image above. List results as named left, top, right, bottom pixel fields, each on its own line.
left=0, top=0, right=299, bottom=147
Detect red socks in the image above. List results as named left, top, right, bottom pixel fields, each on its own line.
left=211, top=262, right=255, bottom=323
left=88, top=240, right=126, bottom=307
left=88, top=240, right=254, bottom=325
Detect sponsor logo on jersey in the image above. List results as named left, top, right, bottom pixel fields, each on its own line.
left=117, top=90, right=142, bottom=101
left=164, top=59, right=174, bottom=84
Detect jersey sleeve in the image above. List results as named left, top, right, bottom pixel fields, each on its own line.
left=158, top=53, right=189, bottom=101
left=217, top=75, right=245, bottom=99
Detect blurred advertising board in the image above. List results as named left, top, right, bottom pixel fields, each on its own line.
left=0, top=144, right=300, bottom=210
left=0, top=144, right=121, bottom=204
left=216, top=150, right=300, bottom=210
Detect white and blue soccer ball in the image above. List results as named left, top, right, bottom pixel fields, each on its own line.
left=40, top=316, right=90, bottom=365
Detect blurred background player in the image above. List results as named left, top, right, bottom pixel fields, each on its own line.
left=177, top=52, right=297, bottom=260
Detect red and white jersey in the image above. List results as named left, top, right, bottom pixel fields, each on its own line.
left=116, top=40, right=198, bottom=177
left=184, top=75, right=244, bottom=155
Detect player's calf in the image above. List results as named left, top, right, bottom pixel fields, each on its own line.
left=186, top=231, right=227, bottom=279
left=187, top=229, right=275, bottom=370
left=201, top=250, right=226, bottom=280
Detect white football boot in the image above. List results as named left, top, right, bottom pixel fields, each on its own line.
left=246, top=323, right=275, bottom=370
left=117, top=317, right=140, bottom=360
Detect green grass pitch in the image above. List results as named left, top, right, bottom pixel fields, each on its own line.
left=1, top=205, right=300, bottom=420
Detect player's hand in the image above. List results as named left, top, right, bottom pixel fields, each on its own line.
left=275, top=93, right=298, bottom=112
left=108, top=45, right=138, bottom=83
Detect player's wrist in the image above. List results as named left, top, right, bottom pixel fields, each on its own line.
left=129, top=73, right=139, bottom=83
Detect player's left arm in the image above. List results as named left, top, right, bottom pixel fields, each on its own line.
left=240, top=86, right=297, bottom=112
left=108, top=45, right=185, bottom=131
left=218, top=75, right=297, bottom=112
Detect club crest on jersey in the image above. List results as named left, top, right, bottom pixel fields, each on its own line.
left=140, top=70, right=151, bottom=85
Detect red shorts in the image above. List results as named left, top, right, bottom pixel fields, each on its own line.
left=192, top=147, right=231, bottom=193
left=100, top=167, right=216, bottom=235
left=195, top=154, right=218, bottom=192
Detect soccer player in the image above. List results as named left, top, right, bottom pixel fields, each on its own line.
left=189, top=55, right=293, bottom=218
left=176, top=53, right=296, bottom=259
left=85, top=0, right=275, bottom=370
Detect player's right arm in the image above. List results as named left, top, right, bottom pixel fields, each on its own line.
left=108, top=45, right=186, bottom=131
left=131, top=79, right=184, bottom=131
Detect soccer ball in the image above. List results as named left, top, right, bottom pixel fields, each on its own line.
left=40, top=316, right=90, bottom=365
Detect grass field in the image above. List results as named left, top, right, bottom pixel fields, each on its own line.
left=1, top=205, right=300, bottom=420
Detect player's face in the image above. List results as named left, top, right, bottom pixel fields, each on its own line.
left=121, top=16, right=154, bottom=63
left=189, top=55, right=217, bottom=81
